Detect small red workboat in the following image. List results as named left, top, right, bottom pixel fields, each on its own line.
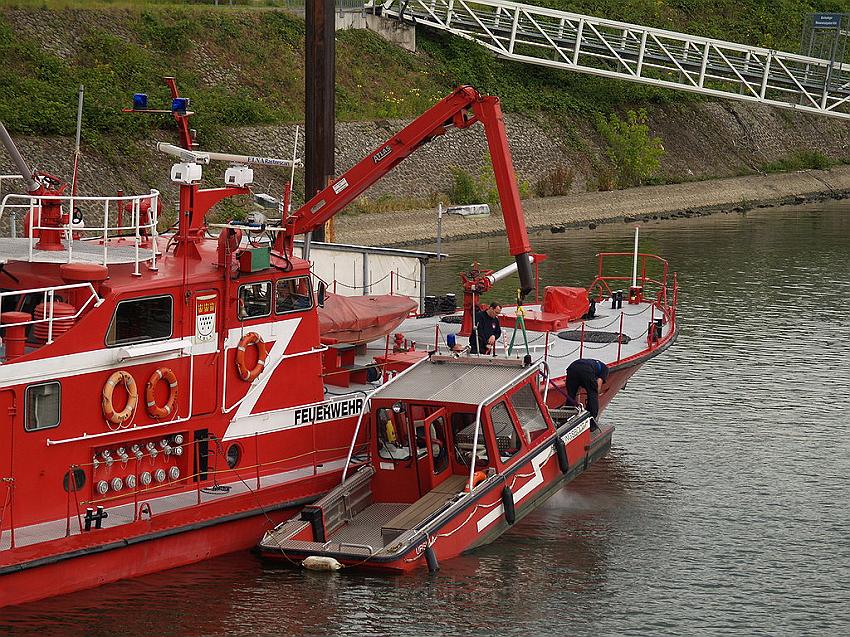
left=257, top=355, right=611, bottom=572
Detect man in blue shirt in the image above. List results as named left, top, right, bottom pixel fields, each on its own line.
left=469, top=302, right=502, bottom=355
left=566, top=358, right=609, bottom=420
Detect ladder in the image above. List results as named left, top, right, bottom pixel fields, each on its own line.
left=375, top=0, right=850, bottom=120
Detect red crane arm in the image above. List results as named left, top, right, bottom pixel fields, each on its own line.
left=282, top=85, right=535, bottom=295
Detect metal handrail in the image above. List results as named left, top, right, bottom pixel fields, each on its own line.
left=0, top=282, right=103, bottom=346
left=379, top=0, right=850, bottom=120
left=467, top=361, right=543, bottom=492
left=0, top=190, right=160, bottom=275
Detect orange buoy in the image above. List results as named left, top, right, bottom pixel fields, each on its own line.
left=102, top=370, right=138, bottom=425
left=464, top=470, right=488, bottom=492
left=145, top=367, right=178, bottom=419
left=236, top=332, right=268, bottom=382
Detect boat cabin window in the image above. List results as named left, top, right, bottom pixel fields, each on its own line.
left=238, top=281, right=272, bottom=320
left=429, top=415, right=449, bottom=474
left=25, top=381, right=61, bottom=431
left=376, top=407, right=411, bottom=461
left=489, top=401, right=524, bottom=460
left=276, top=277, right=313, bottom=314
left=106, top=295, right=173, bottom=346
left=451, top=412, right=490, bottom=468
left=409, top=407, right=449, bottom=473
left=509, top=384, right=550, bottom=443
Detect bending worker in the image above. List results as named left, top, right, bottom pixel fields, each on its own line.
left=470, top=302, right=502, bottom=355
left=566, top=358, right=609, bottom=420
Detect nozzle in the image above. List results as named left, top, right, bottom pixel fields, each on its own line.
left=515, top=252, right=534, bottom=301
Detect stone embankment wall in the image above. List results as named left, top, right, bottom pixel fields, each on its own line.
left=2, top=99, right=850, bottom=241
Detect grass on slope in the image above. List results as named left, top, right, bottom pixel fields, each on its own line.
left=0, top=0, right=843, bottom=143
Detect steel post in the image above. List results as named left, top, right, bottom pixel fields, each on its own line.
left=305, top=0, right=336, bottom=242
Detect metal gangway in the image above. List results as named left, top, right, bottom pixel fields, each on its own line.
left=375, top=0, right=850, bottom=120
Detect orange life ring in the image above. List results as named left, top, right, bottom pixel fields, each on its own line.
left=236, top=332, right=268, bottom=382
left=464, top=470, right=488, bottom=492
left=145, top=367, right=178, bottom=419
left=102, top=370, right=138, bottom=425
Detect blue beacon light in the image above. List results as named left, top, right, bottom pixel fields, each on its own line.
left=171, top=97, right=190, bottom=113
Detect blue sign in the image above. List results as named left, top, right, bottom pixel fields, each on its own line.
left=813, top=13, right=842, bottom=28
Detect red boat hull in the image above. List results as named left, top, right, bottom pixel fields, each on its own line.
left=0, top=472, right=340, bottom=608
left=260, top=423, right=613, bottom=573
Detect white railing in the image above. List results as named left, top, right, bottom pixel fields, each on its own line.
left=378, top=0, right=850, bottom=120
left=0, top=282, right=102, bottom=347
left=0, top=190, right=160, bottom=276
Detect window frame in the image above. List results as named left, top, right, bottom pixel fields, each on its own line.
left=450, top=411, right=491, bottom=469
left=106, top=294, right=174, bottom=348
left=24, top=380, right=62, bottom=432
left=488, top=399, right=525, bottom=461
left=507, top=383, right=551, bottom=444
left=275, top=276, right=314, bottom=315
left=237, top=280, right=273, bottom=321
left=376, top=407, right=413, bottom=462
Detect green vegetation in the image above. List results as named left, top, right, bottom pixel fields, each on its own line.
left=0, top=7, right=443, bottom=143
left=448, top=155, right=529, bottom=207
left=447, top=166, right=483, bottom=206
left=761, top=150, right=833, bottom=173
left=535, top=165, right=574, bottom=197
left=595, top=109, right=665, bottom=188
left=5, top=0, right=837, bottom=141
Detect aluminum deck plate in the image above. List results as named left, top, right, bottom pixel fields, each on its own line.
left=0, top=238, right=154, bottom=265
left=328, top=503, right=408, bottom=547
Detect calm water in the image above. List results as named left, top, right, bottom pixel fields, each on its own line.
left=2, top=203, right=849, bottom=636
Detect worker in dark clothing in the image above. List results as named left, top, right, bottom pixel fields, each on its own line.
left=566, top=358, right=609, bottom=420
left=470, top=302, right=502, bottom=355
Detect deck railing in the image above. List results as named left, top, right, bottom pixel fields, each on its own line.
left=0, top=190, right=160, bottom=276
left=0, top=282, right=103, bottom=348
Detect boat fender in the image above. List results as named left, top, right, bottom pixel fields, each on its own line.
left=302, top=556, right=343, bottom=571
left=502, top=486, right=516, bottom=525
left=464, top=470, right=487, bottom=492
left=236, top=332, right=268, bottom=382
left=424, top=543, right=440, bottom=572
left=102, top=370, right=138, bottom=425
left=145, top=367, right=178, bottom=419
left=554, top=436, right=569, bottom=474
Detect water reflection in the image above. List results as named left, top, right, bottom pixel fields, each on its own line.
left=2, top=202, right=849, bottom=635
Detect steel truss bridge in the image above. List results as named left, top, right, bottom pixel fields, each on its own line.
left=373, top=0, right=850, bottom=121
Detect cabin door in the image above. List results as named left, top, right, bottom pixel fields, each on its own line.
left=415, top=408, right=451, bottom=495
left=191, top=290, right=220, bottom=416
left=0, top=390, right=12, bottom=481
left=0, top=389, right=14, bottom=539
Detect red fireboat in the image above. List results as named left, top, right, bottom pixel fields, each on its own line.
left=0, top=80, right=677, bottom=604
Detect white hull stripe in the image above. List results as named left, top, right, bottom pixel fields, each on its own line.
left=229, top=318, right=301, bottom=421
left=476, top=421, right=590, bottom=533
left=222, top=394, right=364, bottom=441
left=0, top=335, right=215, bottom=386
